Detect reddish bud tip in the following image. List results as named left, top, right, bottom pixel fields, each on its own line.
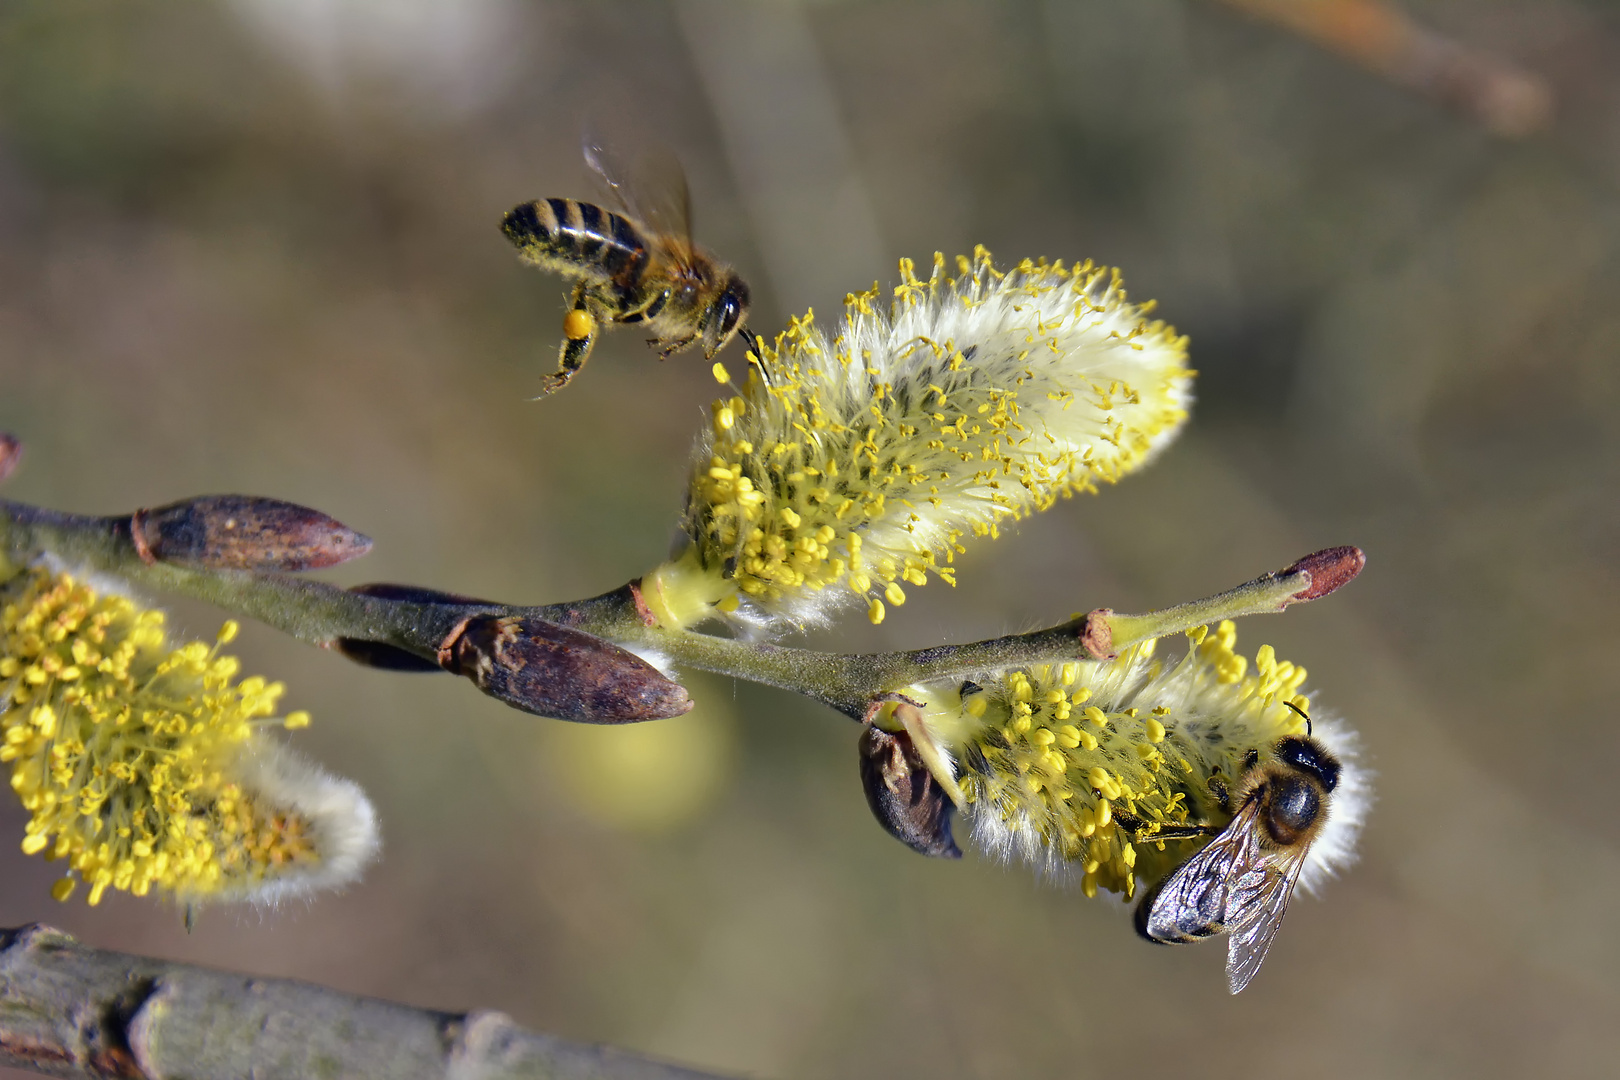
left=1079, top=608, right=1116, bottom=659
left=441, top=615, right=692, bottom=723
left=130, top=496, right=373, bottom=572
left=0, top=434, right=21, bottom=483
left=1282, top=546, right=1366, bottom=602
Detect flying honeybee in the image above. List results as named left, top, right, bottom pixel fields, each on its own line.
left=1134, top=708, right=1342, bottom=994
left=501, top=145, right=754, bottom=394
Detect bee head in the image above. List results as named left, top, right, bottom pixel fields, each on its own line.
left=1273, top=735, right=1341, bottom=792
left=702, top=273, right=751, bottom=357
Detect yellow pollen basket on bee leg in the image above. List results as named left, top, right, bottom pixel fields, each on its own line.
left=642, top=247, right=1194, bottom=631
left=563, top=309, right=595, bottom=341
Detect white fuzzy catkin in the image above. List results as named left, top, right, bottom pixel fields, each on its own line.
left=647, top=248, right=1193, bottom=630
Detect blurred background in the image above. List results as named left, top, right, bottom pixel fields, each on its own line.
left=2, top=1, right=1617, bottom=1076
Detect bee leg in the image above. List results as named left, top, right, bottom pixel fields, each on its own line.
left=651, top=334, right=697, bottom=361
left=539, top=288, right=600, bottom=395
left=1139, top=823, right=1223, bottom=843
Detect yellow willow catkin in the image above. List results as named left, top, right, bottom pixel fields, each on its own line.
left=643, top=247, right=1193, bottom=629
left=912, top=622, right=1369, bottom=901
left=0, top=566, right=377, bottom=906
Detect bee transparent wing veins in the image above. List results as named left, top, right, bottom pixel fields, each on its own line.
left=583, top=140, right=635, bottom=217
left=635, top=148, right=695, bottom=258
left=583, top=141, right=694, bottom=258
left=1143, top=800, right=1267, bottom=942
left=1224, top=844, right=1309, bottom=994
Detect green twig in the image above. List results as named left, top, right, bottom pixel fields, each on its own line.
left=0, top=496, right=1361, bottom=722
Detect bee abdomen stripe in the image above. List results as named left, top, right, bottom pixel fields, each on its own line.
left=574, top=202, right=605, bottom=258
left=500, top=201, right=551, bottom=249
left=545, top=198, right=574, bottom=231
left=603, top=211, right=648, bottom=281
left=501, top=198, right=650, bottom=287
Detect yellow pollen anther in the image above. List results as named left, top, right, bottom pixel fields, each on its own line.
left=653, top=247, right=1191, bottom=627
left=1, top=568, right=366, bottom=909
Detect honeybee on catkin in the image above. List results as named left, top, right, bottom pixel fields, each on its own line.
left=1134, top=704, right=1342, bottom=993
left=501, top=145, right=754, bottom=395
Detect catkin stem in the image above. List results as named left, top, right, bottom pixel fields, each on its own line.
left=1100, top=575, right=1311, bottom=648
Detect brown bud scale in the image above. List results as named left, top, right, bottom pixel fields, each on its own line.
left=441, top=615, right=692, bottom=723
left=858, top=725, right=961, bottom=859
left=348, top=582, right=495, bottom=606
left=337, top=585, right=494, bottom=672
left=129, top=496, right=372, bottom=572
left=1078, top=608, right=1116, bottom=659
left=334, top=639, right=442, bottom=672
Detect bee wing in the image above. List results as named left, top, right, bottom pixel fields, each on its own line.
left=582, top=141, right=696, bottom=259
left=1140, top=799, right=1268, bottom=943
left=1224, top=843, right=1309, bottom=994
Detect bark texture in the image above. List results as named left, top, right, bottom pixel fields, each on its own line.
left=0, top=925, right=730, bottom=1080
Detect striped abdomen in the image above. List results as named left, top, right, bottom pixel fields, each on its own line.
left=501, top=198, right=648, bottom=288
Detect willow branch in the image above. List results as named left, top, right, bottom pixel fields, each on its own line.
left=0, top=923, right=731, bottom=1080
left=0, top=495, right=1362, bottom=723
left=1211, top=0, right=1552, bottom=137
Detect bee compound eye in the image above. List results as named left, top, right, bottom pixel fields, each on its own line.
left=719, top=278, right=749, bottom=333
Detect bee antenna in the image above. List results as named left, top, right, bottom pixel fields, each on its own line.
left=1283, top=698, right=1312, bottom=737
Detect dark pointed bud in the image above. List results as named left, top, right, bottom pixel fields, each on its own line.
left=347, top=582, right=495, bottom=605
left=334, top=584, right=496, bottom=672
left=440, top=615, right=692, bottom=723
left=334, top=639, right=443, bottom=672
left=858, top=725, right=961, bottom=859
left=129, top=495, right=372, bottom=571
left=0, top=434, right=20, bottom=483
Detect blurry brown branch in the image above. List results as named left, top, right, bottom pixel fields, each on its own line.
left=0, top=435, right=20, bottom=485
left=1212, top=0, right=1553, bottom=136
left=0, top=924, right=732, bottom=1080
